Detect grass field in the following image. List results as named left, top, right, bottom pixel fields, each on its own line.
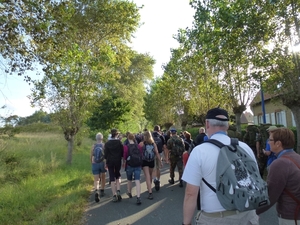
left=0, top=132, right=94, bottom=225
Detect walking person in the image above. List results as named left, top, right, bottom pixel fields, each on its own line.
left=261, top=125, right=278, bottom=170
left=194, top=127, right=207, bottom=146
left=256, top=127, right=300, bottom=225
left=90, top=133, right=106, bottom=202
left=104, top=128, right=124, bottom=202
left=123, top=132, right=143, bottom=205
left=152, top=125, right=166, bottom=191
left=139, top=130, right=162, bottom=200
left=182, top=107, right=259, bottom=225
left=167, top=128, right=185, bottom=187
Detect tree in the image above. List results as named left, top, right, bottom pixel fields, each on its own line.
left=30, top=0, right=141, bottom=163
left=87, top=94, right=131, bottom=131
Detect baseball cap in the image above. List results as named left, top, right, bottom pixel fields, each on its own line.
left=266, top=126, right=277, bottom=131
left=170, top=128, right=177, bottom=132
left=206, top=107, right=229, bottom=121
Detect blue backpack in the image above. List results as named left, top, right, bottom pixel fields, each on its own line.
left=93, top=143, right=104, bottom=163
left=143, top=143, right=155, bottom=162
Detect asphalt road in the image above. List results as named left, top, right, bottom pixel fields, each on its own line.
left=83, top=163, right=278, bottom=225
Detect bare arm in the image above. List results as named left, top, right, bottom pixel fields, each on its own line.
left=183, top=183, right=198, bottom=224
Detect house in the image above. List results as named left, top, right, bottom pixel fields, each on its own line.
left=250, top=90, right=296, bottom=127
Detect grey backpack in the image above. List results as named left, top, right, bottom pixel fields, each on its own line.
left=202, top=138, right=270, bottom=211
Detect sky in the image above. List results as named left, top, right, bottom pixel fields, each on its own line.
left=0, top=0, right=195, bottom=118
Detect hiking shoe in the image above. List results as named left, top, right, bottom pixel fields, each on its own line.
left=100, top=190, right=105, bottom=197
left=168, top=179, right=174, bottom=184
left=147, top=193, right=153, bottom=200
left=179, top=180, right=183, bottom=188
left=117, top=190, right=122, bottom=201
left=136, top=197, right=141, bottom=205
left=127, top=192, right=133, bottom=198
left=112, top=195, right=118, bottom=202
left=154, top=180, right=160, bottom=191
left=95, top=192, right=100, bottom=203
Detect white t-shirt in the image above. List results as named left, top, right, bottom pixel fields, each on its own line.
left=182, top=133, right=256, bottom=213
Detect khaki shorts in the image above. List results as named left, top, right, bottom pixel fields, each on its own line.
left=195, top=210, right=259, bottom=225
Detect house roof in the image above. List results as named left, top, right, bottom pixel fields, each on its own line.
left=250, top=90, right=274, bottom=106
left=240, top=113, right=249, bottom=124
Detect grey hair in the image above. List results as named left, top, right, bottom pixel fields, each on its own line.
left=96, top=133, right=103, bottom=141
left=206, top=119, right=229, bottom=128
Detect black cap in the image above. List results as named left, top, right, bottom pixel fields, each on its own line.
left=206, top=108, right=229, bottom=121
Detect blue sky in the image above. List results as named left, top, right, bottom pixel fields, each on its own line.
left=0, top=1, right=194, bottom=118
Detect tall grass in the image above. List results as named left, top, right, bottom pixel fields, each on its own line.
left=0, top=132, right=93, bottom=225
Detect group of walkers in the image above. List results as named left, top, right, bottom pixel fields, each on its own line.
left=91, top=106, right=300, bottom=225
left=90, top=125, right=208, bottom=205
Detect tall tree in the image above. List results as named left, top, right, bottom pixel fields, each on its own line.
left=30, top=0, right=140, bottom=163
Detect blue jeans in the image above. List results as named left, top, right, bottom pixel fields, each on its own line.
left=126, top=165, right=142, bottom=181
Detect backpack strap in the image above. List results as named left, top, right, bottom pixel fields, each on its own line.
left=201, top=138, right=239, bottom=193
left=281, top=155, right=300, bottom=224
left=201, top=139, right=224, bottom=193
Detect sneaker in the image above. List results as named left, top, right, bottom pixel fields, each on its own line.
left=127, top=192, right=133, bottom=198
left=95, top=192, right=100, bottom=203
left=136, top=197, right=141, bottom=205
left=117, top=190, right=122, bottom=201
left=112, top=195, right=118, bottom=202
left=100, top=190, right=105, bottom=197
left=147, top=193, right=153, bottom=200
left=179, top=180, right=183, bottom=187
left=154, top=180, right=160, bottom=191
left=168, top=179, right=174, bottom=184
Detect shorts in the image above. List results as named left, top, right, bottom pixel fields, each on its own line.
left=126, top=166, right=142, bottom=181
left=195, top=210, right=259, bottom=225
left=92, top=162, right=106, bottom=175
left=154, top=153, right=162, bottom=169
left=107, top=162, right=122, bottom=182
left=142, top=160, right=155, bottom=168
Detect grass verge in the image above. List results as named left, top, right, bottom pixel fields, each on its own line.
left=0, top=132, right=93, bottom=225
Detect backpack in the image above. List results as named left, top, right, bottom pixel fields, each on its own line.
left=169, top=136, right=185, bottom=157
left=142, top=143, right=155, bottom=162
left=185, top=139, right=195, bottom=155
left=93, top=143, right=104, bottom=163
left=127, top=143, right=142, bottom=167
left=153, top=132, right=163, bottom=153
left=202, top=138, right=270, bottom=212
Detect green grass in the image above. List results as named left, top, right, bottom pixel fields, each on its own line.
left=0, top=132, right=93, bottom=225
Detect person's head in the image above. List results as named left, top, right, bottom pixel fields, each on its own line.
left=184, top=131, right=191, bottom=140
left=205, top=107, right=229, bottom=137
left=269, top=128, right=295, bottom=153
left=127, top=133, right=135, bottom=141
left=267, top=125, right=277, bottom=133
left=143, top=130, right=154, bottom=144
left=154, top=125, right=160, bottom=132
left=96, top=133, right=103, bottom=142
left=111, top=128, right=119, bottom=138
left=170, top=128, right=177, bottom=136
left=199, top=127, right=205, bottom=133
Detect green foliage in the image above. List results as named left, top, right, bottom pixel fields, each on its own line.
left=0, top=132, right=93, bottom=224
left=0, top=125, right=21, bottom=137
left=17, top=110, right=51, bottom=125
left=87, top=94, right=131, bottom=131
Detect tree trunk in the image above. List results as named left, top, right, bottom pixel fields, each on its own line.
left=66, top=135, right=74, bottom=164
left=235, top=112, right=242, bottom=133
left=290, top=106, right=300, bottom=153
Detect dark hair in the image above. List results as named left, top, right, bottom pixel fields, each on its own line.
left=270, top=128, right=295, bottom=149
left=154, top=125, right=160, bottom=131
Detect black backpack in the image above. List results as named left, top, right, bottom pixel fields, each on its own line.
left=127, top=143, right=142, bottom=167
left=153, top=132, right=163, bottom=153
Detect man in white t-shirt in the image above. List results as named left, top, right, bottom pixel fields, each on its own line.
left=182, top=107, right=259, bottom=225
